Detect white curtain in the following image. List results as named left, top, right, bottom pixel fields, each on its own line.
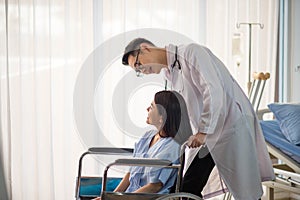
left=0, top=0, right=93, bottom=199
left=0, top=0, right=278, bottom=199
left=206, top=0, right=279, bottom=109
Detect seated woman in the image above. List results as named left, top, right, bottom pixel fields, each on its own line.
left=93, top=90, right=192, bottom=199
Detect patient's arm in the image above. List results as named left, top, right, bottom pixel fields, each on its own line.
left=92, top=173, right=130, bottom=200
left=113, top=172, right=130, bottom=192
left=92, top=181, right=163, bottom=200
left=133, top=182, right=163, bottom=193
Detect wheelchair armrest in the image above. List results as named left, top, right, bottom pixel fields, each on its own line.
left=114, top=158, right=172, bottom=167
left=88, top=147, right=133, bottom=155
left=102, top=158, right=176, bottom=192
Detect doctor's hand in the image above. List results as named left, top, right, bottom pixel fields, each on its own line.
left=187, top=132, right=207, bottom=148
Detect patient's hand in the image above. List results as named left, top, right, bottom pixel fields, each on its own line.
left=187, top=132, right=206, bottom=148
left=92, top=197, right=100, bottom=200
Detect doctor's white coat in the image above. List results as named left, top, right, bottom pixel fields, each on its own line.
left=162, top=44, right=275, bottom=200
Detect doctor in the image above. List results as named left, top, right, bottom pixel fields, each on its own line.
left=121, top=38, right=275, bottom=200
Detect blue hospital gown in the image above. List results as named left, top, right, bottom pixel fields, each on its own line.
left=125, top=130, right=180, bottom=194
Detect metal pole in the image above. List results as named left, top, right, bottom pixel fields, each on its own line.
left=236, top=22, right=264, bottom=94
left=248, top=24, right=252, bottom=92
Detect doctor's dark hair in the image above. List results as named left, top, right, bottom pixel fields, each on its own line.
left=122, top=38, right=155, bottom=65
left=154, top=91, right=192, bottom=144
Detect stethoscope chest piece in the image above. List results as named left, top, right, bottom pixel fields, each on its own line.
left=165, top=46, right=184, bottom=93
left=171, top=46, right=181, bottom=70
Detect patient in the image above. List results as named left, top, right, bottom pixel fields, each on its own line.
left=93, top=90, right=192, bottom=199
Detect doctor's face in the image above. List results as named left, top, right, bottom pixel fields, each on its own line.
left=128, top=49, right=165, bottom=76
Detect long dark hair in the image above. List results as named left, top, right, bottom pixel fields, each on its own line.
left=154, top=91, right=192, bottom=144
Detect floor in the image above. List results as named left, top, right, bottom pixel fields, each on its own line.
left=205, top=186, right=300, bottom=200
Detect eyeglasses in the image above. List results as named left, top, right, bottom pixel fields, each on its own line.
left=134, top=49, right=144, bottom=77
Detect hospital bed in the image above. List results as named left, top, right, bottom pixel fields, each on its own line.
left=75, top=144, right=203, bottom=200
left=247, top=72, right=300, bottom=199
left=258, top=109, right=300, bottom=199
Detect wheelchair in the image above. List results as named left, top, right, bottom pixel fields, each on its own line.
left=75, top=144, right=203, bottom=200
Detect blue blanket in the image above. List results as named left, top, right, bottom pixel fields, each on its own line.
left=260, top=120, right=300, bottom=163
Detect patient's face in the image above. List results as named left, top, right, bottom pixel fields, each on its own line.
left=146, top=100, right=162, bottom=127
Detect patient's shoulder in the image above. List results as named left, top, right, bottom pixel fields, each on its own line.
left=141, top=129, right=157, bottom=138
left=135, top=130, right=157, bottom=146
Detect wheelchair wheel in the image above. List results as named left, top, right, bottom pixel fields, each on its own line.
left=155, top=192, right=203, bottom=200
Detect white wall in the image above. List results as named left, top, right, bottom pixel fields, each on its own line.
left=289, top=0, right=300, bottom=102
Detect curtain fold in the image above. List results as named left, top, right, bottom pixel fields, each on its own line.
left=1, top=0, right=12, bottom=199
left=1, top=0, right=93, bottom=199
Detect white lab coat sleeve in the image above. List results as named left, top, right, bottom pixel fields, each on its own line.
left=185, top=44, right=226, bottom=134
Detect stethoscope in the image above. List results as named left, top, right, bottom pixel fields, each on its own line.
left=171, top=46, right=182, bottom=70
left=164, top=46, right=184, bottom=92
